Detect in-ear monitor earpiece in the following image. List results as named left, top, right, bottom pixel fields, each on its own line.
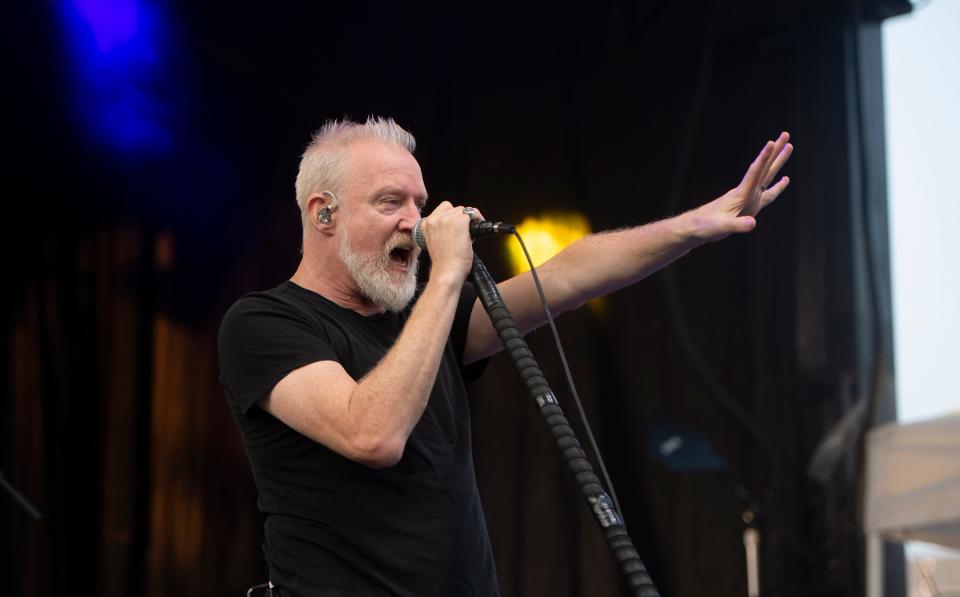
left=317, top=191, right=338, bottom=224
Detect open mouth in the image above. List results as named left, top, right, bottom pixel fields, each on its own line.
left=389, top=246, right=413, bottom=268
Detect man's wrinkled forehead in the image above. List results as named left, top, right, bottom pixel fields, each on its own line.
left=342, top=138, right=427, bottom=196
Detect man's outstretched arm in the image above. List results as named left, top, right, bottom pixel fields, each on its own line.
left=463, top=132, right=793, bottom=364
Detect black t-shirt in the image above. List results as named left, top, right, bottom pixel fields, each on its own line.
left=218, top=281, right=499, bottom=597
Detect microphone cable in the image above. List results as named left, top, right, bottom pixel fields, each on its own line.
left=508, top=229, right=625, bottom=524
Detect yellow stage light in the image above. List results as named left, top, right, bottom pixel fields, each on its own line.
left=503, top=211, right=605, bottom=314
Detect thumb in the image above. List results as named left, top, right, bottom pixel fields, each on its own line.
left=734, top=215, right=757, bottom=233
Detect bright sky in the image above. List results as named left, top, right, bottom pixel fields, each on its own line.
left=882, top=0, right=960, bottom=425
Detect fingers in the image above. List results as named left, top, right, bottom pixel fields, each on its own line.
left=426, top=201, right=484, bottom=222
left=762, top=133, right=792, bottom=188
left=736, top=132, right=793, bottom=217
left=421, top=201, right=479, bottom=242
left=740, top=132, right=793, bottom=192
left=427, top=200, right=456, bottom=216
left=421, top=203, right=479, bottom=278
left=759, top=176, right=790, bottom=208
left=740, top=140, right=776, bottom=192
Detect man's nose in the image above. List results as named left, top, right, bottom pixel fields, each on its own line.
left=397, top=202, right=420, bottom=230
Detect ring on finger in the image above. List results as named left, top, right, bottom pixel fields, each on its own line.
left=759, top=183, right=768, bottom=192
left=462, top=206, right=479, bottom=220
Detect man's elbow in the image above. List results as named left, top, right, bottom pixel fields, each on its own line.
left=348, top=433, right=405, bottom=468
left=545, top=273, right=588, bottom=314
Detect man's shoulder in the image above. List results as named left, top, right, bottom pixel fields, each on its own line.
left=233, top=279, right=313, bottom=306
left=217, top=282, right=349, bottom=377
left=219, top=282, right=322, bottom=346
left=220, top=283, right=283, bottom=330
left=222, top=281, right=340, bottom=324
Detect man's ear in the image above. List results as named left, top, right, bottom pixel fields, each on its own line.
left=307, top=191, right=338, bottom=233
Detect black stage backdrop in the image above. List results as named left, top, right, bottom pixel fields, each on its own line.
left=3, top=1, right=910, bottom=595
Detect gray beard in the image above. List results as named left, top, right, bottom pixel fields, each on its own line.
left=339, top=226, right=418, bottom=313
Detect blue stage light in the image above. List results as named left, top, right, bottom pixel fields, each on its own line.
left=59, top=0, right=172, bottom=157
left=72, top=0, right=140, bottom=54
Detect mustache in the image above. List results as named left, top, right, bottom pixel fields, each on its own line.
left=384, top=232, right=418, bottom=253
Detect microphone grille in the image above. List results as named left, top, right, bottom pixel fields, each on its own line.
left=412, top=220, right=427, bottom=250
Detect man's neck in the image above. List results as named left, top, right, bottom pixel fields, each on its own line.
left=291, top=258, right=385, bottom=317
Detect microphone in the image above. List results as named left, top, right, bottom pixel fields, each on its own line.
left=412, top=219, right=515, bottom=251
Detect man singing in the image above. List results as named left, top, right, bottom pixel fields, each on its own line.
left=218, top=117, right=792, bottom=596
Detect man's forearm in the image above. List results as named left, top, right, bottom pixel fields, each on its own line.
left=345, top=271, right=464, bottom=464
left=506, top=212, right=700, bottom=322
left=462, top=212, right=702, bottom=363
left=538, top=212, right=702, bottom=312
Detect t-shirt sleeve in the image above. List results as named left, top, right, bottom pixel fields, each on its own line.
left=450, top=282, right=489, bottom=382
left=218, top=294, right=337, bottom=416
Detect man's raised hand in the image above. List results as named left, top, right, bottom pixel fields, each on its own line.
left=686, top=132, right=793, bottom=243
